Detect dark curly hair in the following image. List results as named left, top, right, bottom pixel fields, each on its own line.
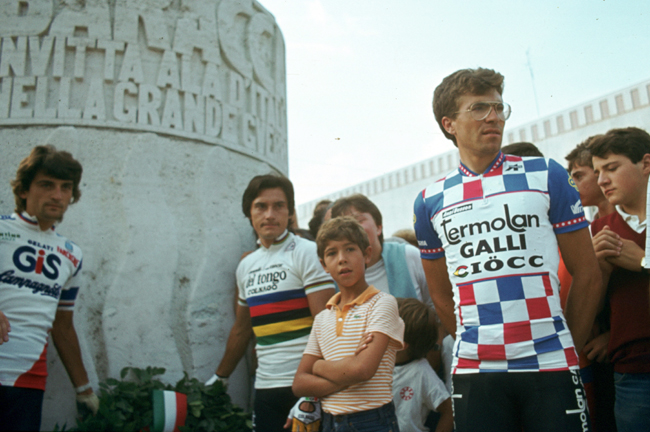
left=11, top=145, right=83, bottom=213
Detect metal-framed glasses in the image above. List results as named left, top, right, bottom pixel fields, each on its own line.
left=456, top=101, right=511, bottom=121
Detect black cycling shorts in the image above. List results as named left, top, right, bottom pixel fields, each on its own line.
left=0, top=386, right=44, bottom=431
left=451, top=370, right=590, bottom=432
left=253, top=386, right=299, bottom=432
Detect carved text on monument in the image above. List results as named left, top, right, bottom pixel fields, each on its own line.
left=0, top=0, right=287, bottom=167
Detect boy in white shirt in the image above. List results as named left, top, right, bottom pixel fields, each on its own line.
left=393, top=298, right=453, bottom=432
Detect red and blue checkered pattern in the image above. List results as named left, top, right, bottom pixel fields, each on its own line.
left=414, top=153, right=586, bottom=373
left=453, top=273, right=578, bottom=372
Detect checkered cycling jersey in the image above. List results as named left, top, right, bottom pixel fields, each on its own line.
left=414, top=152, right=587, bottom=374
left=0, top=213, right=83, bottom=390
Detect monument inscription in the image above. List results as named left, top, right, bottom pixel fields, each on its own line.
left=0, top=0, right=287, bottom=171
left=0, top=1, right=288, bottom=427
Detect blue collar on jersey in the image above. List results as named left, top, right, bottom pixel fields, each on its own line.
left=458, top=151, right=506, bottom=177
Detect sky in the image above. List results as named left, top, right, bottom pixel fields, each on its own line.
left=259, top=0, right=650, bottom=205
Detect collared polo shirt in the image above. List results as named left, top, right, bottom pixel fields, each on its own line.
left=615, top=205, right=646, bottom=234
left=304, top=286, right=404, bottom=415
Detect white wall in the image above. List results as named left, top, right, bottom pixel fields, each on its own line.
left=0, top=1, right=286, bottom=429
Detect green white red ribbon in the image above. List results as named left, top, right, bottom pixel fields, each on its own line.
left=152, top=390, right=187, bottom=432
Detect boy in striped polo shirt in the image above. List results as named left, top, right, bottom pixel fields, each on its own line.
left=293, top=216, right=405, bottom=432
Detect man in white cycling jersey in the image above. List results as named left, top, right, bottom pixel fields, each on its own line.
left=207, top=174, right=335, bottom=432
left=414, top=68, right=602, bottom=432
left=0, top=146, right=98, bottom=431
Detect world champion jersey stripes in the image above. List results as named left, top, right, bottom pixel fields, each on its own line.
left=304, top=287, right=404, bottom=415
left=413, top=153, right=587, bottom=374
left=237, top=230, right=335, bottom=389
left=0, top=213, right=83, bottom=390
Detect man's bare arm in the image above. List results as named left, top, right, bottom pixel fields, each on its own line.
left=306, top=288, right=335, bottom=317
left=51, top=310, right=92, bottom=393
left=215, top=303, right=254, bottom=378
left=0, top=311, right=10, bottom=344
left=422, top=258, right=456, bottom=337
left=583, top=331, right=610, bottom=363
left=558, top=228, right=602, bottom=353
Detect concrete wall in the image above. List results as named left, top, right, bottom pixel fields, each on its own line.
left=0, top=0, right=286, bottom=429
left=298, top=79, right=650, bottom=237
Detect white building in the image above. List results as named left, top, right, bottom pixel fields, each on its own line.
left=297, top=78, right=650, bottom=236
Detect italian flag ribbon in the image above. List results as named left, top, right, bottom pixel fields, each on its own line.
left=152, top=390, right=187, bottom=432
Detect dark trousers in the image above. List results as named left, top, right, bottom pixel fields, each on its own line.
left=321, top=401, right=400, bottom=432
left=452, top=370, right=591, bottom=432
left=0, top=386, right=44, bottom=431
left=253, top=386, right=299, bottom=432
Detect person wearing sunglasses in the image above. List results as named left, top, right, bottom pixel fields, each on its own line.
left=413, top=68, right=601, bottom=432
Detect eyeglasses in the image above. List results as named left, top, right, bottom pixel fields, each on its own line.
left=455, top=101, right=511, bottom=121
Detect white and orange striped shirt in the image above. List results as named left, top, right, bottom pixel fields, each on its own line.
left=304, top=286, right=404, bottom=415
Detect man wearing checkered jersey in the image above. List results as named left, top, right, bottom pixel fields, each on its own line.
left=413, top=68, right=602, bottom=432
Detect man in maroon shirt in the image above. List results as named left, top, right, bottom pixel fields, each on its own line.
left=590, top=127, right=650, bottom=432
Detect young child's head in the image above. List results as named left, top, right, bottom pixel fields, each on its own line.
left=330, top=194, right=384, bottom=246
left=397, top=298, right=438, bottom=362
left=316, top=217, right=371, bottom=289
left=501, top=141, right=544, bottom=157
left=317, top=216, right=370, bottom=259
left=590, top=127, right=650, bottom=209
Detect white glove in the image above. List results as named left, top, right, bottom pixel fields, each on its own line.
left=76, top=392, right=99, bottom=415
left=205, top=373, right=228, bottom=388
left=287, top=397, right=321, bottom=432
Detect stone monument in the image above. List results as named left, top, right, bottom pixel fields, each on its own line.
left=0, top=0, right=287, bottom=428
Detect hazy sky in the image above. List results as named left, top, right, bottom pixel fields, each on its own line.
left=259, top=0, right=650, bottom=205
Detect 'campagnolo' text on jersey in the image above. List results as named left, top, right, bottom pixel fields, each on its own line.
left=0, top=213, right=83, bottom=390
left=237, top=230, right=335, bottom=389
left=414, top=153, right=587, bottom=374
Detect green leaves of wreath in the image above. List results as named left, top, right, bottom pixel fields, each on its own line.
left=54, top=366, right=251, bottom=432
